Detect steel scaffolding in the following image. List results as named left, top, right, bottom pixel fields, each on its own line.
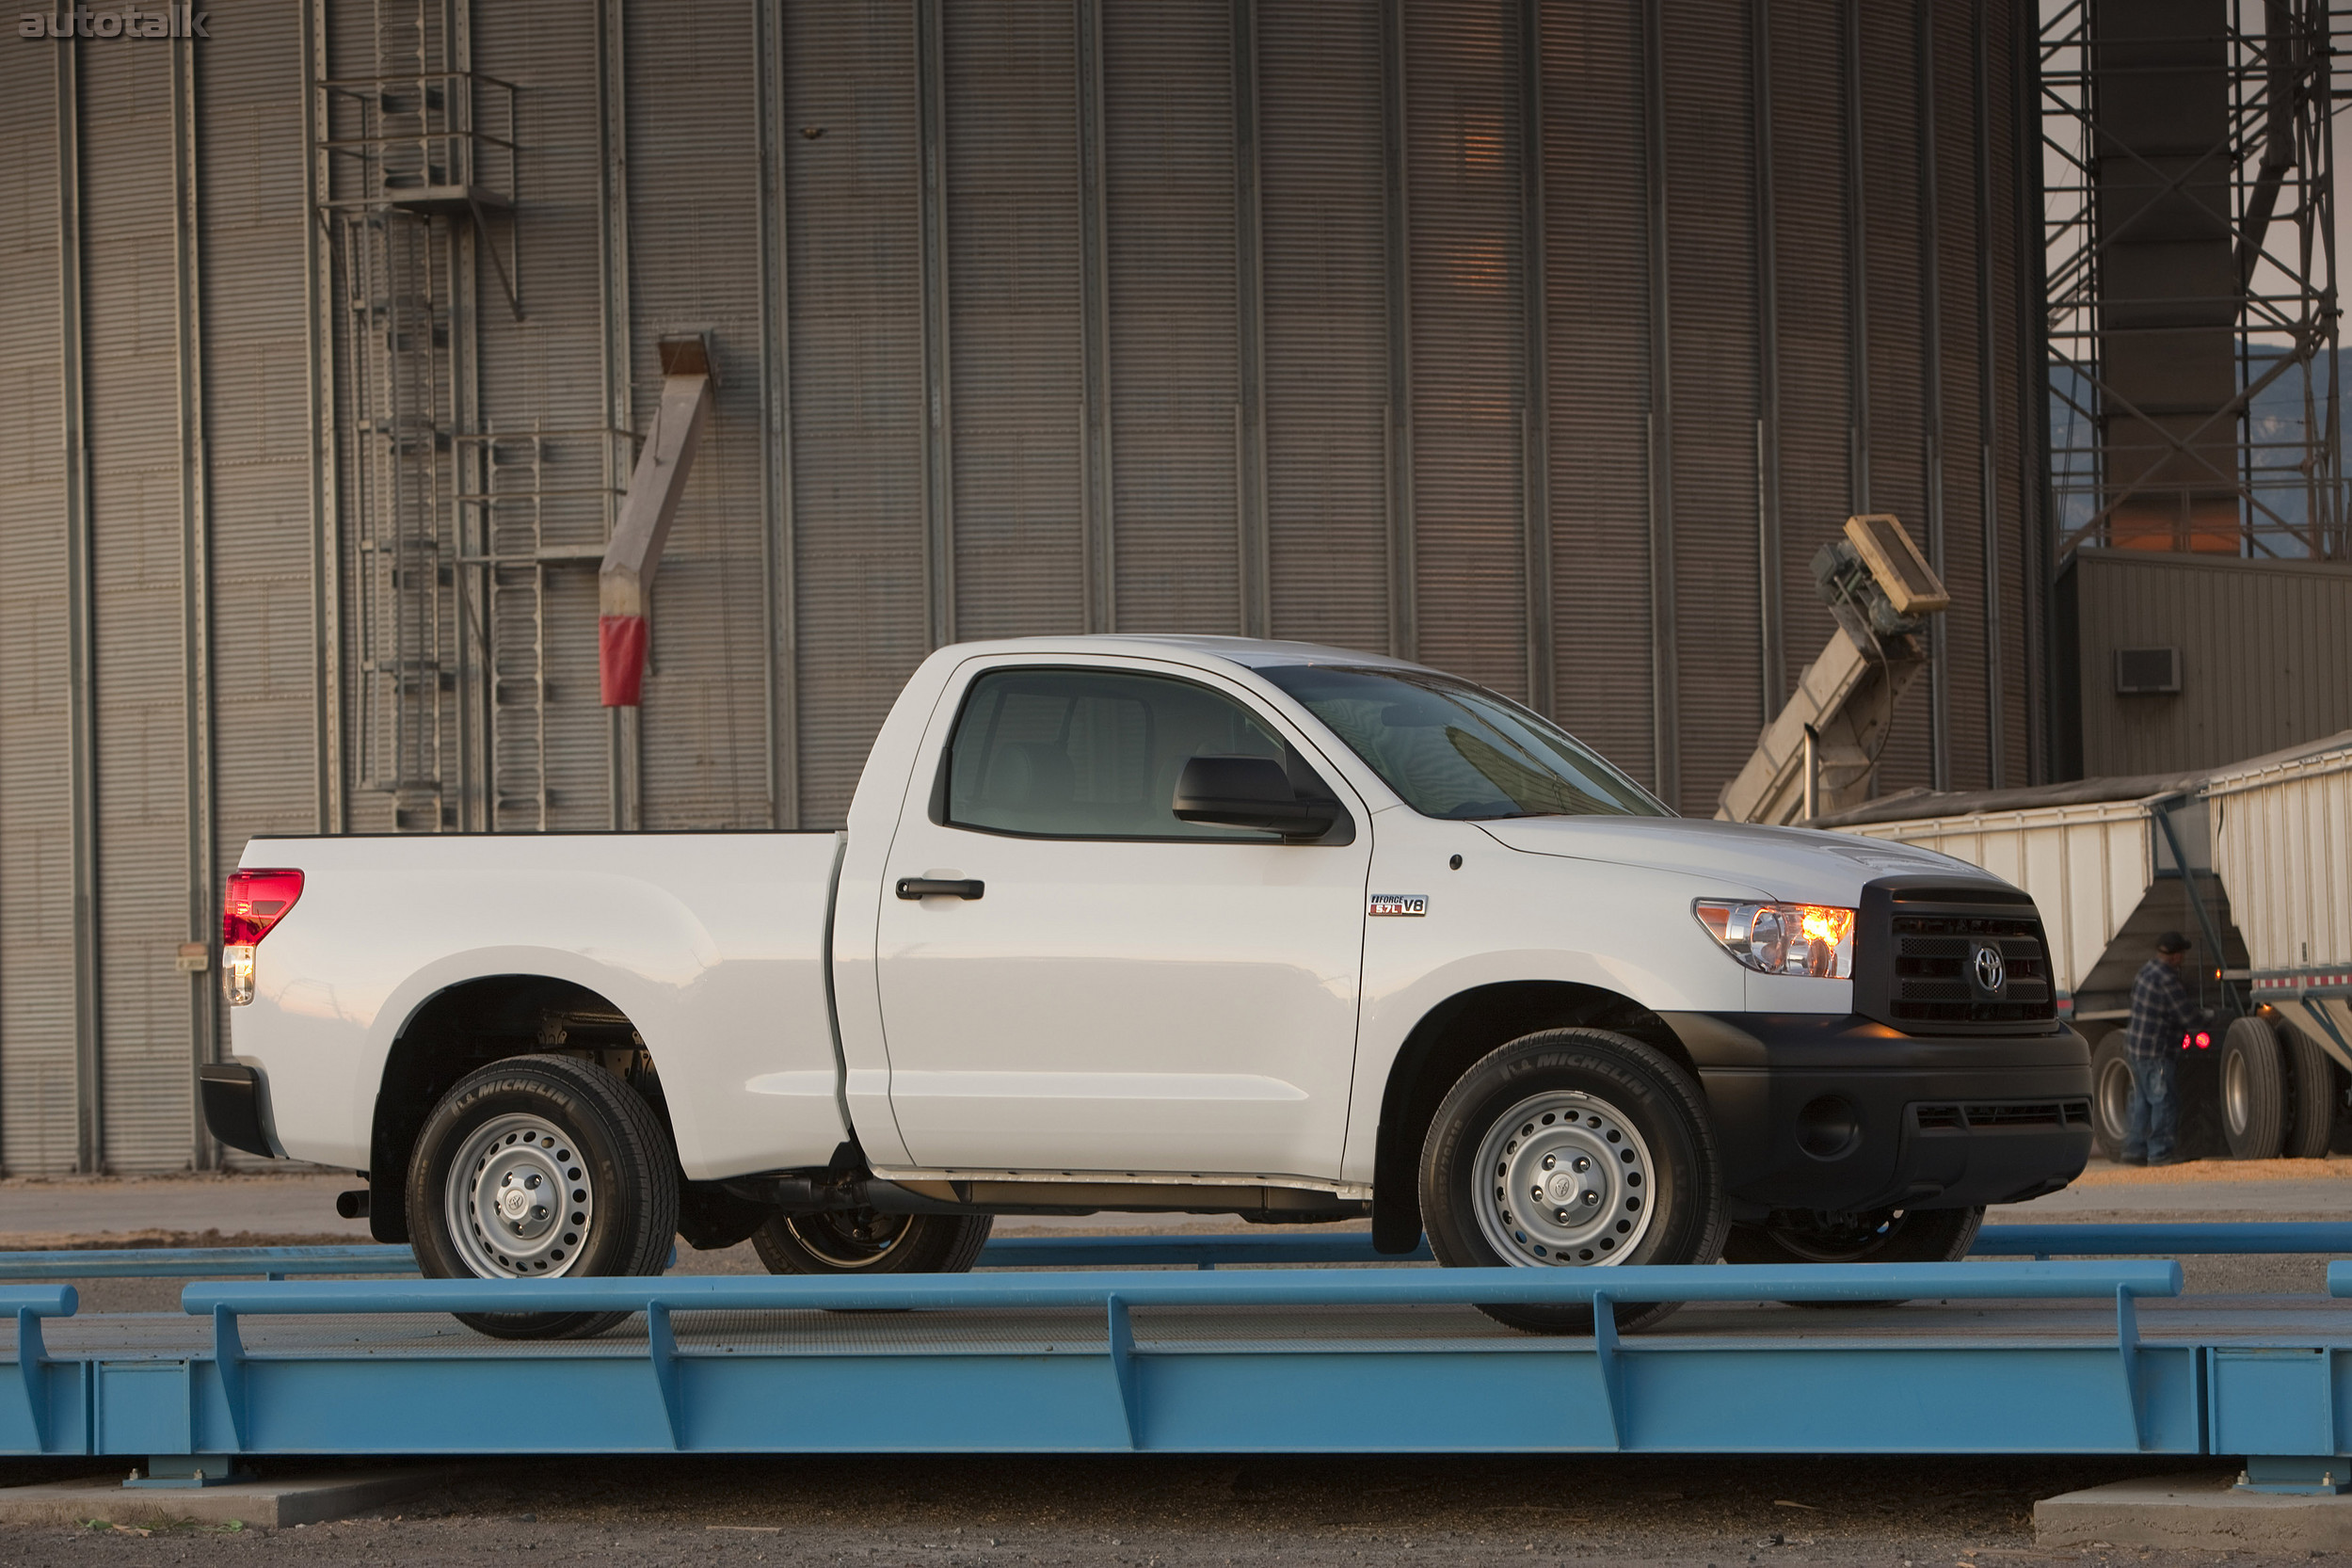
left=2040, top=0, right=2349, bottom=562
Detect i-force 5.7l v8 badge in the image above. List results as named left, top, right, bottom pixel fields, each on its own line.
left=1368, top=893, right=1428, bottom=917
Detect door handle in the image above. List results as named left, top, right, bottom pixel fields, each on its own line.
left=896, top=877, right=985, bottom=901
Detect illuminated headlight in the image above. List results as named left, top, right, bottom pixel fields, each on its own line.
left=224, top=944, right=257, bottom=1006
left=1694, top=900, right=1856, bottom=980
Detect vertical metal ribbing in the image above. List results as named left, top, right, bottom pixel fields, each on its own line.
left=173, top=26, right=218, bottom=1167
left=1379, top=0, right=1416, bottom=662
left=1973, top=0, right=2006, bottom=790
left=757, top=0, right=795, bottom=830
left=1233, top=0, right=1271, bottom=641
left=2014, top=0, right=2053, bottom=784
left=1515, top=0, right=1554, bottom=719
left=1078, top=0, right=1114, bottom=636
left=915, top=0, right=954, bottom=651
left=302, top=0, right=344, bottom=835
left=1641, top=0, right=1678, bottom=808
left=446, top=0, right=483, bottom=832
left=1916, top=0, right=1950, bottom=791
left=596, top=0, right=634, bottom=828
left=56, top=34, right=101, bottom=1173
left=1751, top=0, right=1784, bottom=720
left=1842, top=0, right=1871, bottom=510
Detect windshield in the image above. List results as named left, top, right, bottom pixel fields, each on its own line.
left=1256, top=664, right=1671, bottom=821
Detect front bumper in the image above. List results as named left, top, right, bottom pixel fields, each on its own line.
left=1661, top=1012, right=2092, bottom=1216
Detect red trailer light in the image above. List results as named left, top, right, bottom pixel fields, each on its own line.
left=221, top=869, right=303, bottom=1006
left=2180, top=1030, right=2213, bottom=1050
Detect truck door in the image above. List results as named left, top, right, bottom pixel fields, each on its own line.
left=872, top=660, right=1372, bottom=1180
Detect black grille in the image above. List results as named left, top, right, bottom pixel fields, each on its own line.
left=1854, top=876, right=2060, bottom=1035
left=1912, top=1100, right=2091, bottom=1130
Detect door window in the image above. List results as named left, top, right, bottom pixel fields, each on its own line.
left=945, top=666, right=1321, bottom=840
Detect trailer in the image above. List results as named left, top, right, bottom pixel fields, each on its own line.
left=1819, top=730, right=2352, bottom=1162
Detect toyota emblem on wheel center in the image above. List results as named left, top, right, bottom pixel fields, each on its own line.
left=1973, top=942, right=2007, bottom=993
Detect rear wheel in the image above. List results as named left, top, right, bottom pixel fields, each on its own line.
left=2222, top=1016, right=2288, bottom=1160
left=2283, top=1021, right=2339, bottom=1160
left=2088, top=1029, right=2133, bottom=1161
left=408, top=1053, right=679, bottom=1340
left=1418, top=1028, right=1726, bottom=1336
left=752, top=1209, right=994, bottom=1275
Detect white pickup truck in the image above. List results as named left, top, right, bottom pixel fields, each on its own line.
left=206, top=635, right=2090, bottom=1337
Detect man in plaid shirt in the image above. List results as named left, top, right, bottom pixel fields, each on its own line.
left=2120, top=931, right=2198, bottom=1166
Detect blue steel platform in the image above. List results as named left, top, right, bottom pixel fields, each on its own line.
left=3, top=1227, right=2350, bottom=1481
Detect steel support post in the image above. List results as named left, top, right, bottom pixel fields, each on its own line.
left=2015, top=0, right=2051, bottom=784
left=1752, top=0, right=1785, bottom=720
left=1078, top=0, right=1114, bottom=635
left=1842, top=0, right=1871, bottom=510
left=446, top=0, right=483, bottom=834
left=1232, top=0, right=1271, bottom=642
left=1379, top=0, right=1416, bottom=663
left=596, top=0, right=635, bottom=830
left=1916, top=0, right=1952, bottom=792
left=173, top=24, right=218, bottom=1167
left=56, top=33, right=102, bottom=1174
left=1972, top=0, right=2006, bottom=790
left=756, top=0, right=795, bottom=830
left=915, top=0, right=953, bottom=652
left=1515, top=0, right=1555, bottom=719
left=1641, top=0, right=1678, bottom=808
left=302, top=0, right=344, bottom=836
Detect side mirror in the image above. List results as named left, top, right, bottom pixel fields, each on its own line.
left=1172, top=756, right=1338, bottom=841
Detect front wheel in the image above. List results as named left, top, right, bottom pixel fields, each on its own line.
left=1418, top=1028, right=1727, bottom=1336
left=752, top=1209, right=994, bottom=1275
left=408, top=1053, right=680, bottom=1340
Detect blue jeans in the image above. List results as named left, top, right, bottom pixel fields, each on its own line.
left=2121, top=1050, right=2179, bottom=1163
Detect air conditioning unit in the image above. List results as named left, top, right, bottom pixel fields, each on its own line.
left=2114, top=647, right=2182, bottom=696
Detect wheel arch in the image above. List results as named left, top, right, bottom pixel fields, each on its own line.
left=368, top=973, right=672, bottom=1242
left=1369, top=980, right=1694, bottom=1252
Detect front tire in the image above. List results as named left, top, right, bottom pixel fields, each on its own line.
left=1418, top=1028, right=1726, bottom=1336
left=408, top=1053, right=680, bottom=1341
left=752, top=1209, right=994, bottom=1275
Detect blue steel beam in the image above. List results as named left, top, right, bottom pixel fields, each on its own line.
left=0, top=1222, right=2344, bottom=1285
left=178, top=1260, right=2181, bottom=1316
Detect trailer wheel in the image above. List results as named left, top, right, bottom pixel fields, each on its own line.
left=408, top=1053, right=680, bottom=1341
left=1418, top=1028, right=1726, bottom=1336
left=2222, top=1016, right=2289, bottom=1160
left=752, top=1210, right=993, bottom=1275
left=2283, top=1020, right=2338, bottom=1160
left=2088, top=1030, right=2134, bottom=1161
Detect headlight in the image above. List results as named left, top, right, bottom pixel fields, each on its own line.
left=1694, top=900, right=1855, bottom=979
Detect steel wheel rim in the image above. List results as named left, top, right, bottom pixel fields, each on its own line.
left=1471, top=1090, right=1656, bottom=1266
left=2096, top=1054, right=2135, bottom=1144
left=446, top=1112, right=595, bottom=1278
left=2224, top=1045, right=2251, bottom=1138
left=782, top=1210, right=912, bottom=1269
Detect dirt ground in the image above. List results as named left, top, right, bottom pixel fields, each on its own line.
left=0, top=1161, right=2346, bottom=1566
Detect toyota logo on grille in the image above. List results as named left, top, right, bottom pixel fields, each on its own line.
left=1973, top=943, right=2007, bottom=993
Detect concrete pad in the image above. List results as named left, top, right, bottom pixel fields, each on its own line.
left=0, top=1467, right=452, bottom=1529
left=2036, top=1468, right=2352, bottom=1551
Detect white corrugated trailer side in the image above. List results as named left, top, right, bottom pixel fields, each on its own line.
left=2205, top=737, right=2352, bottom=1065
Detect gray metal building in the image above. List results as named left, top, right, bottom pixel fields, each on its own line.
left=0, top=0, right=2044, bottom=1174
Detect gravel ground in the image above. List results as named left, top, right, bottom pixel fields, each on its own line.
left=0, top=1164, right=2345, bottom=1566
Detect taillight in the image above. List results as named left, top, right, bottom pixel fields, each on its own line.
left=222, top=869, right=303, bottom=1006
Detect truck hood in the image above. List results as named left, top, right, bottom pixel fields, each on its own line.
left=1473, top=815, right=2006, bottom=907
